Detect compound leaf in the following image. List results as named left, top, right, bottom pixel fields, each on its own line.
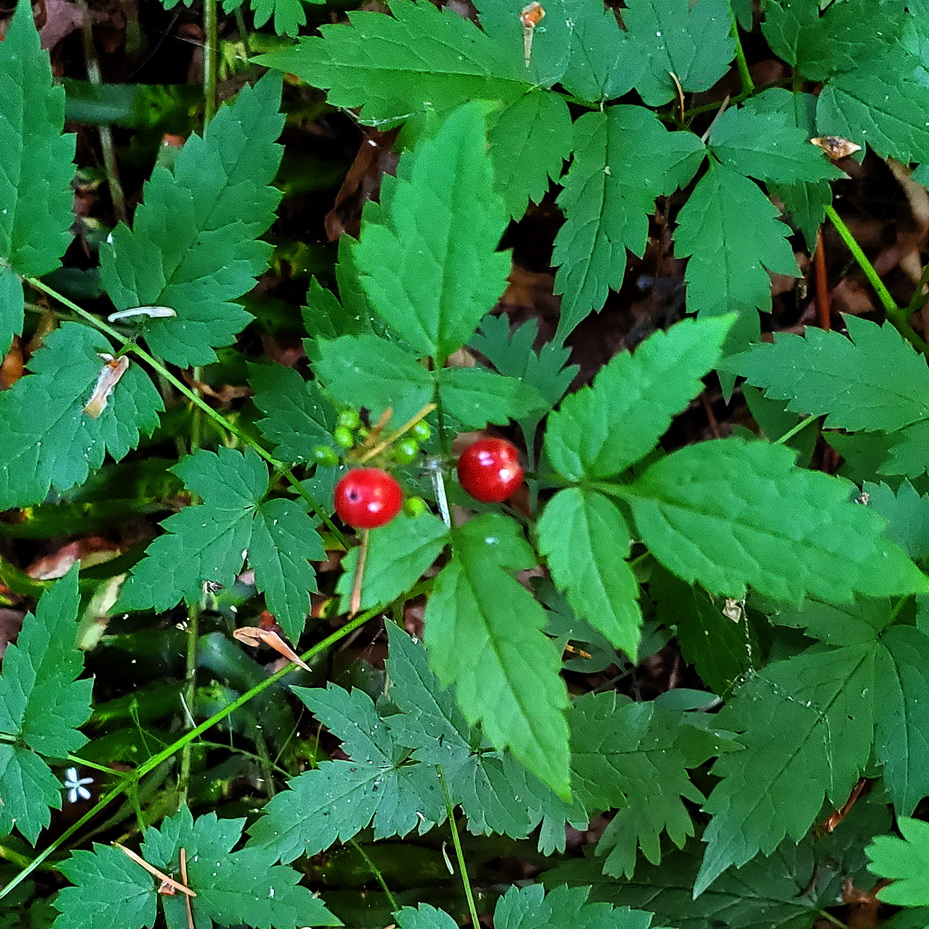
left=425, top=513, right=570, bottom=796
left=544, top=315, right=733, bottom=481
left=537, top=488, right=641, bottom=657
left=495, top=884, right=655, bottom=929
left=696, top=643, right=876, bottom=894
left=623, top=0, right=735, bottom=107
left=0, top=323, right=163, bottom=510
left=730, top=316, right=929, bottom=432
left=354, top=103, right=510, bottom=362
left=0, top=569, right=90, bottom=842
left=247, top=685, right=445, bottom=862
left=99, top=73, right=284, bottom=367
left=437, top=366, right=545, bottom=429
left=674, top=163, right=799, bottom=341
left=118, top=448, right=322, bottom=626
left=0, top=0, right=75, bottom=351
left=553, top=107, right=705, bottom=338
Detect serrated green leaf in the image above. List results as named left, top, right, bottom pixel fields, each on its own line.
left=384, top=625, right=573, bottom=844
left=0, top=323, right=163, bottom=509
left=487, top=91, right=573, bottom=218
left=558, top=1, right=641, bottom=101
left=571, top=694, right=704, bottom=878
left=572, top=800, right=892, bottom=929
left=730, top=316, right=929, bottom=432
left=119, top=448, right=323, bottom=622
left=336, top=513, right=448, bottom=613
left=882, top=421, right=929, bottom=478
left=708, top=105, right=841, bottom=185
left=425, top=513, right=570, bottom=795
left=99, top=73, right=284, bottom=367
left=315, top=334, right=433, bottom=428
left=471, top=316, right=578, bottom=411
left=250, top=498, right=324, bottom=643
left=762, top=0, right=904, bottom=82
left=741, top=88, right=832, bottom=249
left=623, top=0, right=735, bottom=107
left=553, top=107, right=705, bottom=338
left=0, top=0, right=75, bottom=351
left=249, top=362, right=336, bottom=465
left=437, top=366, right=545, bottom=429
left=766, top=596, right=890, bottom=647
left=248, top=685, right=445, bottom=861
left=124, top=807, right=341, bottom=929
left=696, top=644, right=876, bottom=894
left=0, top=569, right=91, bottom=842
left=674, top=163, right=799, bottom=338
left=874, top=626, right=929, bottom=815
left=53, top=844, right=156, bottom=929
left=496, top=884, right=655, bottom=929
left=817, top=49, right=929, bottom=163
left=537, top=488, right=641, bottom=657
left=869, top=817, right=929, bottom=906
left=256, top=2, right=555, bottom=218
left=354, top=104, right=510, bottom=362
left=545, top=316, right=733, bottom=481
left=863, top=481, right=929, bottom=561
left=626, top=438, right=929, bottom=603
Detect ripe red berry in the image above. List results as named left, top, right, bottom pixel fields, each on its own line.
left=456, top=438, right=524, bottom=503
left=334, top=468, right=403, bottom=529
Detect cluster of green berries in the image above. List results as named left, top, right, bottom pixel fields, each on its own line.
left=315, top=410, right=525, bottom=530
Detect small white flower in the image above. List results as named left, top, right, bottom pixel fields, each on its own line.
left=63, top=767, right=93, bottom=804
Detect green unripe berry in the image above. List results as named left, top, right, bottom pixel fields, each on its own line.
left=312, top=445, right=340, bottom=468
left=337, top=409, right=361, bottom=430
left=334, top=425, right=355, bottom=449
left=404, top=496, right=429, bottom=517
left=393, top=438, right=420, bottom=464
left=411, top=420, right=432, bottom=442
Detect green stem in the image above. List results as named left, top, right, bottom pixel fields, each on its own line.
left=824, top=205, right=929, bottom=356
left=730, top=8, right=754, bottom=97
left=438, top=767, right=479, bottom=928
left=24, top=276, right=348, bottom=549
left=773, top=414, right=819, bottom=446
left=0, top=606, right=381, bottom=900
left=203, top=0, right=219, bottom=123
left=349, top=839, right=399, bottom=911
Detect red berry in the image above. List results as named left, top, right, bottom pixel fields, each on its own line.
left=334, top=468, right=403, bottom=529
left=456, top=438, right=524, bottom=503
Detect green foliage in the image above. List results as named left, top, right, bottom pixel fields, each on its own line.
left=867, top=816, right=929, bottom=907
left=0, top=323, right=163, bottom=509
left=0, top=570, right=90, bottom=842
left=118, top=447, right=324, bottom=642
left=54, top=807, right=340, bottom=928
left=0, top=0, right=74, bottom=352
left=99, top=73, right=285, bottom=367
left=9, top=2, right=929, bottom=927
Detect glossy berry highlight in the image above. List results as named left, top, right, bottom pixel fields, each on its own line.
left=456, top=438, right=524, bottom=503
left=334, top=468, right=404, bottom=529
